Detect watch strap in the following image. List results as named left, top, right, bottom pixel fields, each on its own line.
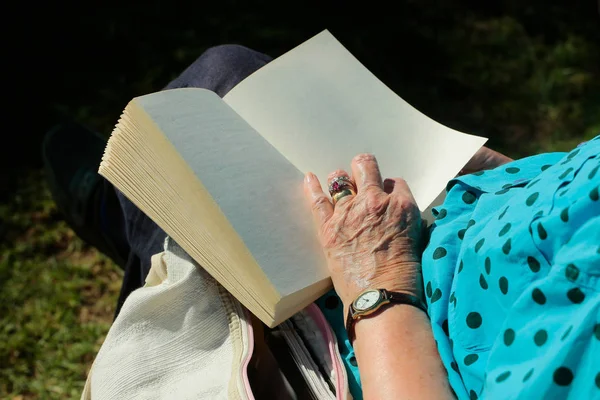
left=345, top=290, right=428, bottom=344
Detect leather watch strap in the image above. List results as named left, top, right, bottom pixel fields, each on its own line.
left=345, top=290, right=428, bottom=344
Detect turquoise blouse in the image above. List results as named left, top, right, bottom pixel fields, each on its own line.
left=317, top=136, right=600, bottom=400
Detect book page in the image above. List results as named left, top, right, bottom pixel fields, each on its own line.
left=136, top=89, right=329, bottom=298
left=224, top=30, right=487, bottom=210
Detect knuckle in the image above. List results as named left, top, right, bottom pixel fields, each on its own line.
left=311, top=194, right=330, bottom=211
left=365, top=192, right=385, bottom=213
left=394, top=196, right=417, bottom=214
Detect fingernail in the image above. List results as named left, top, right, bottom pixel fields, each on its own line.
left=305, top=172, right=314, bottom=183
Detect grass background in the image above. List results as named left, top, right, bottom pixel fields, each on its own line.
left=2, top=1, right=599, bottom=398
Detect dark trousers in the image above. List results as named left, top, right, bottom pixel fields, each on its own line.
left=113, top=45, right=272, bottom=315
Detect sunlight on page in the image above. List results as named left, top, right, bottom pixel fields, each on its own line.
left=224, top=30, right=487, bottom=211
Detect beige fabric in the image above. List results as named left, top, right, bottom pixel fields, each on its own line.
left=82, top=238, right=249, bottom=400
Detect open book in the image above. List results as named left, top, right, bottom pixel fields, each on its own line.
left=99, top=30, right=487, bottom=327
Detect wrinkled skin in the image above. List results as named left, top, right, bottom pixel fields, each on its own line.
left=304, top=153, right=424, bottom=314
left=304, top=148, right=511, bottom=315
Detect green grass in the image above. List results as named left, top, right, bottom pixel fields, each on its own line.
left=0, top=171, right=122, bottom=399
left=2, top=2, right=598, bottom=397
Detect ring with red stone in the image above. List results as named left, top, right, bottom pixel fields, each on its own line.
left=328, top=176, right=357, bottom=205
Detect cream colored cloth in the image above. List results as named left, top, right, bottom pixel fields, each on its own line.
left=82, top=238, right=251, bottom=400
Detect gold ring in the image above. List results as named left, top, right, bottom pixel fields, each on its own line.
left=329, top=176, right=357, bottom=205
left=331, top=188, right=356, bottom=205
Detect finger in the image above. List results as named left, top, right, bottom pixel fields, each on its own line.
left=303, top=172, right=333, bottom=227
left=351, top=153, right=383, bottom=192
left=387, top=177, right=417, bottom=202
left=326, top=169, right=355, bottom=208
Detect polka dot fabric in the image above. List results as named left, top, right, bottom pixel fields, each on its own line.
left=423, top=136, right=600, bottom=399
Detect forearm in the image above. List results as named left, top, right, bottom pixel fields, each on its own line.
left=353, top=305, right=454, bottom=399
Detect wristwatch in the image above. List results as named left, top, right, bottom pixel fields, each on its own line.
left=345, top=289, right=428, bottom=343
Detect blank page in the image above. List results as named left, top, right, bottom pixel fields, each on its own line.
left=137, top=89, right=329, bottom=297
left=224, top=30, right=487, bottom=210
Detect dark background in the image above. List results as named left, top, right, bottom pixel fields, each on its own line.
left=1, top=1, right=599, bottom=397
left=7, top=0, right=600, bottom=182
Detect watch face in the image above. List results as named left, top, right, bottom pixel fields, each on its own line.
left=353, top=290, right=382, bottom=311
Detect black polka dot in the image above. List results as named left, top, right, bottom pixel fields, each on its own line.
left=565, top=264, right=579, bottom=282
left=325, top=296, right=340, bottom=309
left=349, top=356, right=357, bottom=366
left=495, top=188, right=510, bottom=195
left=559, top=167, right=574, bottom=180
left=466, top=312, right=482, bottom=329
left=553, top=367, right=574, bottom=386
left=473, top=170, right=485, bottom=176
left=595, top=372, right=600, bottom=389
left=485, top=257, right=491, bottom=274
left=458, top=260, right=464, bottom=273
left=431, top=288, right=442, bottom=303
left=433, top=247, right=447, bottom=260
left=559, top=188, right=569, bottom=197
left=469, top=390, right=478, bottom=400
left=534, top=329, right=548, bottom=346
left=462, top=191, right=477, bottom=204
left=464, top=354, right=479, bottom=366
left=526, top=192, right=539, bottom=206
left=498, top=223, right=511, bottom=237
left=496, top=371, right=511, bottom=383
left=479, top=274, right=488, bottom=290
left=589, top=164, right=599, bottom=180
left=498, top=206, right=509, bottom=220
left=475, top=238, right=485, bottom=253
left=593, top=323, right=599, bottom=341
left=442, top=319, right=449, bottom=336
left=458, top=229, right=466, bottom=240
left=532, top=288, right=546, bottom=304
left=499, top=277, right=509, bottom=294
left=504, top=328, right=515, bottom=346
left=533, top=210, right=544, bottom=219
left=590, top=186, right=599, bottom=201
left=567, top=149, right=580, bottom=159
left=451, top=361, right=459, bottom=372
left=560, top=158, right=572, bottom=165
left=541, top=164, right=552, bottom=171
left=567, top=287, right=585, bottom=304
left=537, top=223, right=548, bottom=240
left=426, top=281, right=432, bottom=298
left=502, top=183, right=512, bottom=189
left=446, top=181, right=459, bottom=192
left=467, top=219, right=476, bottom=229
left=437, top=208, right=448, bottom=220
left=527, top=256, right=541, bottom=273
left=560, top=207, right=569, bottom=222
left=527, top=179, right=541, bottom=188
left=502, top=238, right=512, bottom=255
left=523, top=368, right=534, bottom=382
left=561, top=326, right=573, bottom=341
left=449, top=292, right=457, bottom=307
left=506, top=167, right=520, bottom=174
left=449, top=338, right=454, bottom=349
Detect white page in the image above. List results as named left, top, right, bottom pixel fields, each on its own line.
left=137, top=89, right=329, bottom=297
left=224, top=30, right=487, bottom=210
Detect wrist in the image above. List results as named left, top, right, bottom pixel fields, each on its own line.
left=353, top=303, right=429, bottom=343
left=341, top=262, right=424, bottom=314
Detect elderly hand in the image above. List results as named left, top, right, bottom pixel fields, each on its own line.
left=303, top=154, right=424, bottom=314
